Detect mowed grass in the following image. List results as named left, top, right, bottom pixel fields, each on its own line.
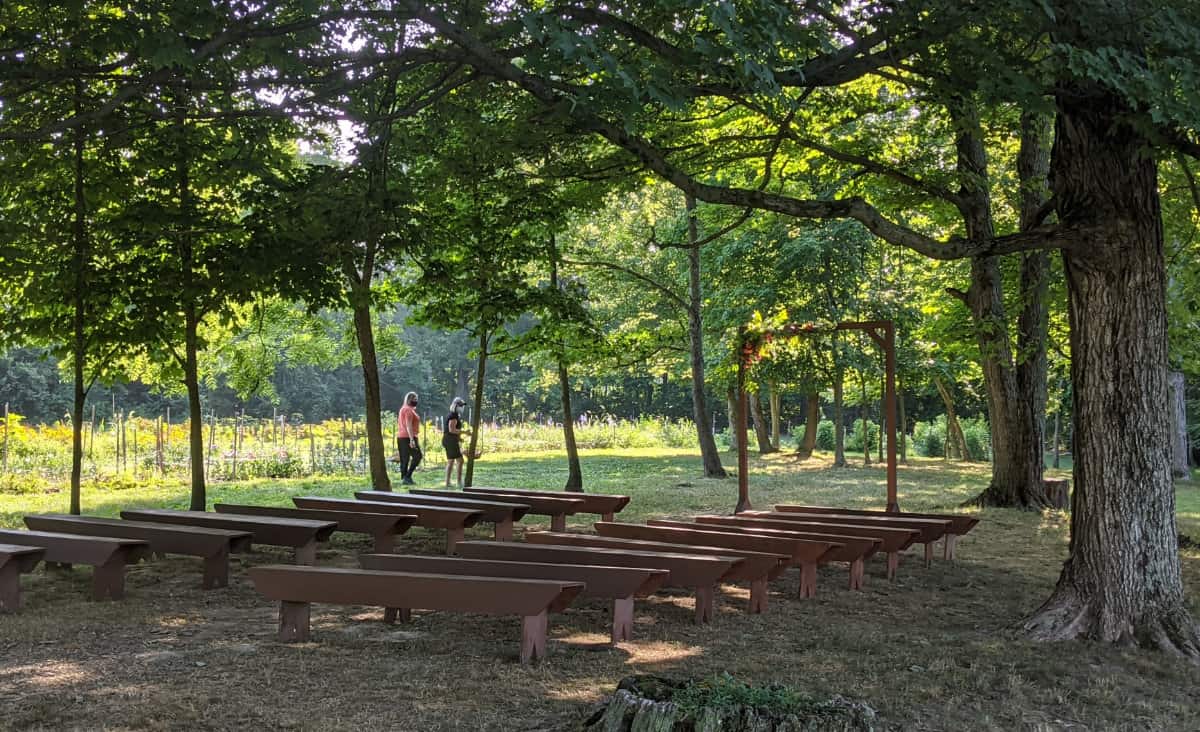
left=1, top=448, right=1198, bottom=731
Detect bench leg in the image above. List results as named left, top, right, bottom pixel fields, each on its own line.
left=944, top=534, right=958, bottom=560
left=611, top=597, right=634, bottom=643
left=520, top=610, right=549, bottom=664
left=849, top=558, right=865, bottom=590
left=550, top=514, right=566, bottom=532
left=0, top=563, right=20, bottom=612
left=202, top=549, right=230, bottom=590
left=601, top=512, right=614, bottom=523
left=278, top=601, right=311, bottom=642
left=693, top=585, right=715, bottom=624
left=494, top=519, right=514, bottom=541
left=446, top=528, right=465, bottom=555
left=373, top=532, right=396, bottom=554
left=92, top=559, right=126, bottom=601
left=749, top=578, right=768, bottom=614
left=924, top=542, right=933, bottom=568
left=295, top=540, right=317, bottom=565
left=797, top=563, right=817, bottom=599
left=383, top=607, right=412, bottom=624
left=886, top=551, right=899, bottom=581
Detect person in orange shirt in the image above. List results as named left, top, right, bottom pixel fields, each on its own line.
left=397, top=391, right=422, bottom=485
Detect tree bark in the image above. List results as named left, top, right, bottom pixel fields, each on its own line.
left=726, top=387, right=739, bottom=454
left=69, top=80, right=87, bottom=516
left=1168, top=371, right=1189, bottom=480
left=832, top=362, right=846, bottom=468
left=860, top=373, right=871, bottom=466
left=558, top=360, right=583, bottom=491
left=749, top=389, right=775, bottom=454
left=184, top=305, right=206, bottom=510
left=1023, top=68, right=1200, bottom=657
left=898, top=382, right=908, bottom=464
left=933, top=376, right=969, bottom=460
left=464, top=331, right=488, bottom=487
left=768, top=382, right=782, bottom=450
left=796, top=393, right=820, bottom=460
left=350, top=293, right=392, bottom=491
left=1053, top=406, right=1062, bottom=469
left=685, top=194, right=727, bottom=477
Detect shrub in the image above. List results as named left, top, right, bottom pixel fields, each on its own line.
left=815, top=420, right=835, bottom=450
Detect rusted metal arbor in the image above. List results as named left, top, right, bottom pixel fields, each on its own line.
left=735, top=320, right=899, bottom=514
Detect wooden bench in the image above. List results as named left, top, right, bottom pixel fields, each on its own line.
left=24, top=514, right=251, bottom=589
left=775, top=505, right=980, bottom=559
left=523, top=531, right=787, bottom=613
left=1, top=544, right=46, bottom=611
left=120, top=510, right=335, bottom=565
left=595, top=522, right=840, bottom=599
left=0, top=530, right=149, bottom=600
left=248, top=565, right=583, bottom=663
left=763, top=510, right=952, bottom=567
left=648, top=519, right=879, bottom=590
left=457, top=541, right=738, bottom=623
left=413, top=489, right=583, bottom=531
left=214, top=504, right=416, bottom=554
left=357, top=491, right=528, bottom=540
left=358, top=554, right=667, bottom=643
left=467, top=486, right=630, bottom=522
left=293, top=496, right=482, bottom=554
left=702, top=514, right=919, bottom=580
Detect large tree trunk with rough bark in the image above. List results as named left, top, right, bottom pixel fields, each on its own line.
left=749, top=389, right=775, bottom=454
left=685, top=194, right=727, bottom=477
left=1023, top=73, right=1200, bottom=657
left=796, top=393, right=820, bottom=460
left=350, top=294, right=392, bottom=491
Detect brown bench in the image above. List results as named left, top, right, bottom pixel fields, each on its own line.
left=764, top=510, right=952, bottom=567
left=523, top=531, right=786, bottom=613
left=358, top=554, right=666, bottom=642
left=248, top=565, right=583, bottom=663
left=465, top=487, right=630, bottom=522
left=24, top=515, right=251, bottom=589
left=595, top=522, right=841, bottom=599
left=701, top=514, right=919, bottom=580
left=120, top=510, right=335, bottom=565
left=649, top=519, right=879, bottom=590
left=214, top=504, right=416, bottom=554
left=0, top=530, right=149, bottom=600
left=775, top=504, right=979, bottom=559
left=1, top=544, right=46, bottom=611
left=413, top=489, right=583, bottom=531
left=457, top=540, right=737, bottom=623
left=293, top=496, right=482, bottom=554
left=357, top=491, right=528, bottom=540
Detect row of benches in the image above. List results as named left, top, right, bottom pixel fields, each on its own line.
left=0, top=487, right=631, bottom=611
left=245, top=503, right=980, bottom=662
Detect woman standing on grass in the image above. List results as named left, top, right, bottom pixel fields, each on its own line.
left=397, top=391, right=422, bottom=485
left=442, top=397, right=469, bottom=488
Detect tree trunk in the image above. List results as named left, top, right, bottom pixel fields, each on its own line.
left=749, top=389, right=775, bottom=454
left=933, top=376, right=969, bottom=460
left=796, top=393, right=820, bottom=460
left=558, top=361, right=583, bottom=491
left=1023, top=71, right=1200, bottom=657
left=726, top=388, right=739, bottom=454
left=350, top=295, right=392, bottom=491
left=1168, top=371, right=1189, bottom=480
left=685, top=194, right=727, bottom=477
left=69, top=81, right=87, bottom=516
left=1053, top=407, right=1062, bottom=469
left=860, top=373, right=871, bottom=466
left=768, top=382, right=781, bottom=450
left=898, top=382, right=908, bottom=464
left=464, top=331, right=488, bottom=487
left=184, top=305, right=206, bottom=510
left=832, top=365, right=846, bottom=467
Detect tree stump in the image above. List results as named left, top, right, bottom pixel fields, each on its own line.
left=1044, top=478, right=1070, bottom=509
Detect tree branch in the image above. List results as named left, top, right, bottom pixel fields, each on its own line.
left=562, top=257, right=687, bottom=309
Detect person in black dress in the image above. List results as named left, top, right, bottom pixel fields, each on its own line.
left=442, top=397, right=469, bottom=488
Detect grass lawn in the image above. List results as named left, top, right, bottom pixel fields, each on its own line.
left=1, top=448, right=1198, bottom=730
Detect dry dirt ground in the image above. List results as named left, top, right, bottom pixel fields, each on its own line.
left=2, top=456, right=1199, bottom=731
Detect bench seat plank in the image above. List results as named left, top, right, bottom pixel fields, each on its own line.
left=774, top=505, right=978, bottom=559
left=740, top=513, right=924, bottom=580
left=358, top=554, right=668, bottom=642
left=215, top=504, right=416, bottom=553
left=595, top=522, right=840, bottom=599
left=410, top=489, right=582, bottom=531
left=456, top=540, right=737, bottom=623
left=762, top=510, right=952, bottom=567
left=24, top=515, right=251, bottom=589
left=465, top=487, right=630, bottom=521
left=248, top=565, right=583, bottom=663
left=523, top=532, right=785, bottom=613
left=292, top=497, right=481, bottom=554
left=120, top=509, right=334, bottom=565
left=0, top=544, right=46, bottom=611
left=0, top=530, right=149, bottom=600
left=358, top=491, right=527, bottom=539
